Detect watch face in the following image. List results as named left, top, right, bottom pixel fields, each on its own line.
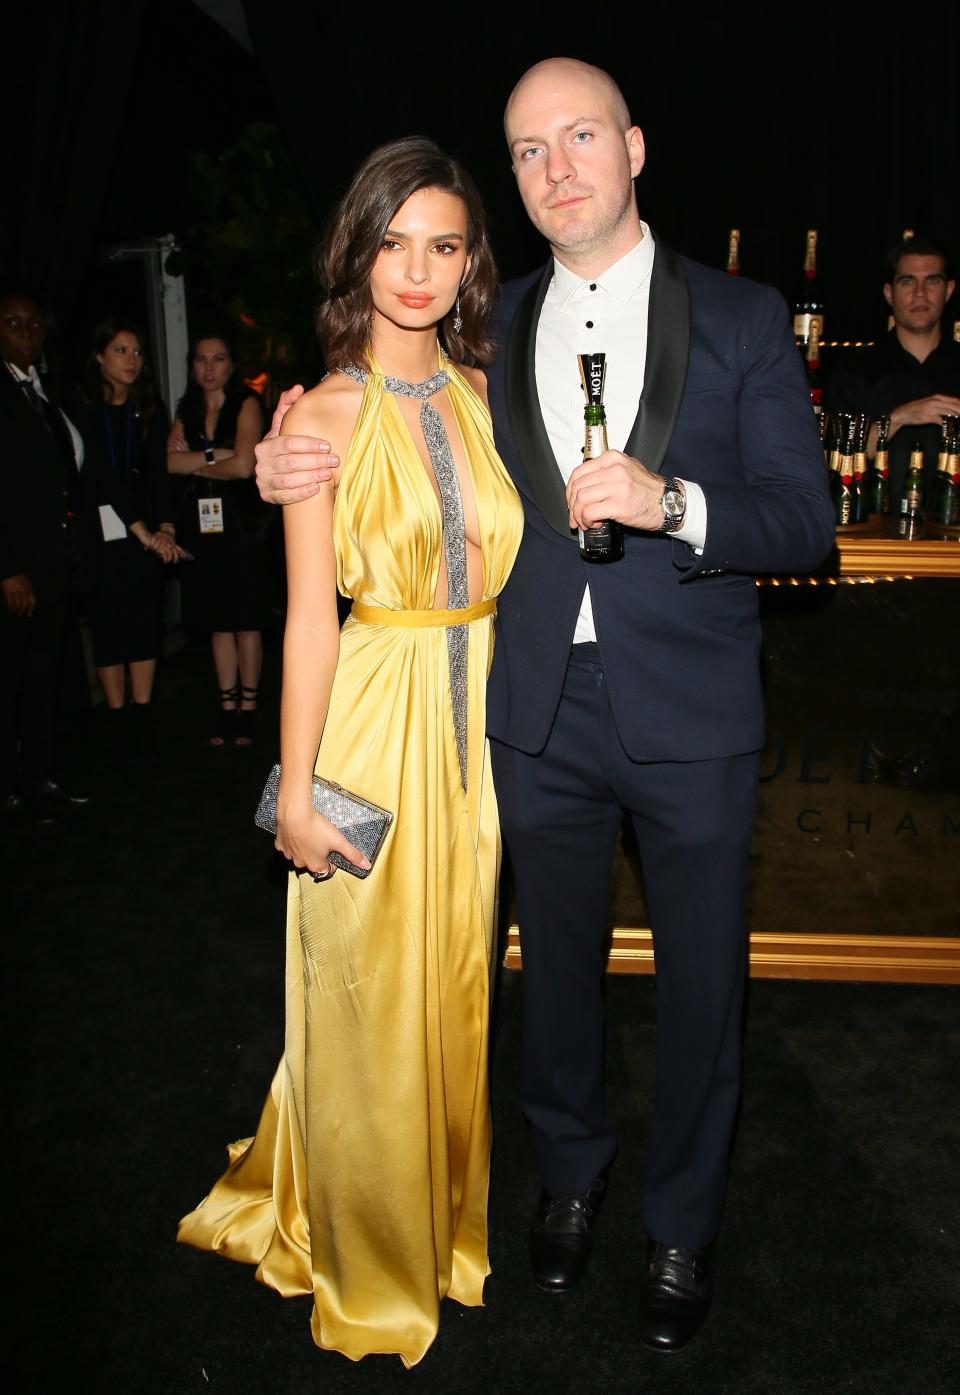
left=663, top=488, right=683, bottom=515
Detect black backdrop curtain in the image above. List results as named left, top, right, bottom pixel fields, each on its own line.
left=3, top=2, right=956, bottom=345
left=2, top=3, right=147, bottom=319
left=241, top=0, right=958, bottom=340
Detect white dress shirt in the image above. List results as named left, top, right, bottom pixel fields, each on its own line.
left=534, top=225, right=706, bottom=643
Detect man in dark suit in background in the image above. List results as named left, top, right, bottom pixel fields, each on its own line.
left=253, top=58, right=834, bottom=1354
left=0, top=290, right=94, bottom=820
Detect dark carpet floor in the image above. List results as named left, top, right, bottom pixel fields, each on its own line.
left=4, top=632, right=958, bottom=1395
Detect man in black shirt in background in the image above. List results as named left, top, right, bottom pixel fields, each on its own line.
left=826, top=235, right=960, bottom=509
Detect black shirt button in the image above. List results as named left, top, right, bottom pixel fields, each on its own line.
left=589, top=283, right=597, bottom=291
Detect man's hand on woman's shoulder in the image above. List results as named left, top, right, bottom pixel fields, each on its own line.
left=255, top=384, right=338, bottom=505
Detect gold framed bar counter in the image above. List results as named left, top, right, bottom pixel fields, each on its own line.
left=504, top=528, right=960, bottom=984
left=765, top=527, right=960, bottom=584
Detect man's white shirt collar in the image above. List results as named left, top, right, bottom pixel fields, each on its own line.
left=5, top=361, right=41, bottom=387
left=549, top=224, right=656, bottom=311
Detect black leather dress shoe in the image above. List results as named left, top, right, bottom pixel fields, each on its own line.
left=639, top=1240, right=712, bottom=1353
left=529, top=1174, right=607, bottom=1292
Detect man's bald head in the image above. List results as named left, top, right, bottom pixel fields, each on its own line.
left=503, top=56, right=644, bottom=272
left=505, top=58, right=631, bottom=138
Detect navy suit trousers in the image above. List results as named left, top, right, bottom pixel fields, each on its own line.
left=491, top=643, right=760, bottom=1249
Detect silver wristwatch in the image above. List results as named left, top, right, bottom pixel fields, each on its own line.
left=657, top=478, right=686, bottom=534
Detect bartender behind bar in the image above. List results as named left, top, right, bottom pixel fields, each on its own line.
left=826, top=235, right=960, bottom=509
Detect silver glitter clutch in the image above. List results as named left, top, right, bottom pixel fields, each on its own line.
left=255, top=764, right=393, bottom=878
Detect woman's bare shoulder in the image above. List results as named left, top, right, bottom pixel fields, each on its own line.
left=455, top=363, right=489, bottom=407
left=281, top=371, right=364, bottom=441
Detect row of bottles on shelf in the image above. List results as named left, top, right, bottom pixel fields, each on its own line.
left=824, top=412, right=959, bottom=535
left=724, top=227, right=960, bottom=348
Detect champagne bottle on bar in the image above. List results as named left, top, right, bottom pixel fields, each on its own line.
left=941, top=417, right=955, bottom=466
left=826, top=431, right=843, bottom=517
left=805, top=319, right=823, bottom=428
left=726, top=228, right=740, bottom=276
left=939, top=417, right=959, bottom=526
left=898, top=443, right=925, bottom=538
left=836, top=419, right=856, bottom=526
left=576, top=353, right=623, bottom=561
left=931, top=416, right=951, bottom=517
left=871, top=414, right=890, bottom=517
left=793, top=229, right=824, bottom=348
left=851, top=414, right=869, bottom=523
left=936, top=416, right=951, bottom=475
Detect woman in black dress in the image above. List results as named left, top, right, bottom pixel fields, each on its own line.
left=167, top=333, right=267, bottom=745
left=72, top=319, right=182, bottom=735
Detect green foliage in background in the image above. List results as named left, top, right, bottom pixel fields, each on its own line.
left=165, top=121, right=322, bottom=407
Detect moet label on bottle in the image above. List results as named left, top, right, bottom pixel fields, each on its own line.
left=794, top=311, right=825, bottom=341
left=578, top=353, right=606, bottom=406
left=839, top=481, right=854, bottom=525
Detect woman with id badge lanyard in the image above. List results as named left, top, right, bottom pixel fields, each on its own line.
left=167, top=333, right=267, bottom=746
left=71, top=319, right=183, bottom=740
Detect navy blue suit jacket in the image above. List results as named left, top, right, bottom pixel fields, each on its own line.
left=484, top=241, right=835, bottom=762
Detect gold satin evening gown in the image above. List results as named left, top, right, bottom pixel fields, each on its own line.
left=178, top=354, right=523, bottom=1366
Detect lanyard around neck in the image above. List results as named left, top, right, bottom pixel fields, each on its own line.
left=103, top=400, right=134, bottom=473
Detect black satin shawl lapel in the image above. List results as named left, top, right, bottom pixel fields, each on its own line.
left=505, top=262, right=575, bottom=539
left=624, top=243, right=690, bottom=473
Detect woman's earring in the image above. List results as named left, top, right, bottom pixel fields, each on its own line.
left=453, top=293, right=462, bottom=335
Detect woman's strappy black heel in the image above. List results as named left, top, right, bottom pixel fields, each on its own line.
left=210, top=685, right=239, bottom=747
left=234, top=685, right=259, bottom=747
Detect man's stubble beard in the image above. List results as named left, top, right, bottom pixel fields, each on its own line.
left=537, top=181, right=637, bottom=262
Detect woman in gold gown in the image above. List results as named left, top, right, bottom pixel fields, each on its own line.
left=178, top=138, right=523, bottom=1366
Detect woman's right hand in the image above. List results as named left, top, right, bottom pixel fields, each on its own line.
left=152, top=532, right=182, bottom=563
left=275, top=802, right=370, bottom=881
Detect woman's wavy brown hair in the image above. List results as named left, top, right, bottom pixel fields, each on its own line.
left=83, top=317, right=159, bottom=430
left=315, top=137, right=498, bottom=369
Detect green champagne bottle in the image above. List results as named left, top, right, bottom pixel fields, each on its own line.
left=837, top=421, right=855, bottom=526
left=871, top=415, right=890, bottom=517
left=852, top=414, right=869, bottom=523
left=577, top=353, right=623, bottom=561
left=941, top=418, right=960, bottom=526
left=793, top=229, right=824, bottom=349
left=805, top=319, right=824, bottom=431
left=898, top=444, right=925, bottom=539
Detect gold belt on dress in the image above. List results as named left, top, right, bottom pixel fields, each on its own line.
left=350, top=598, right=496, bottom=628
